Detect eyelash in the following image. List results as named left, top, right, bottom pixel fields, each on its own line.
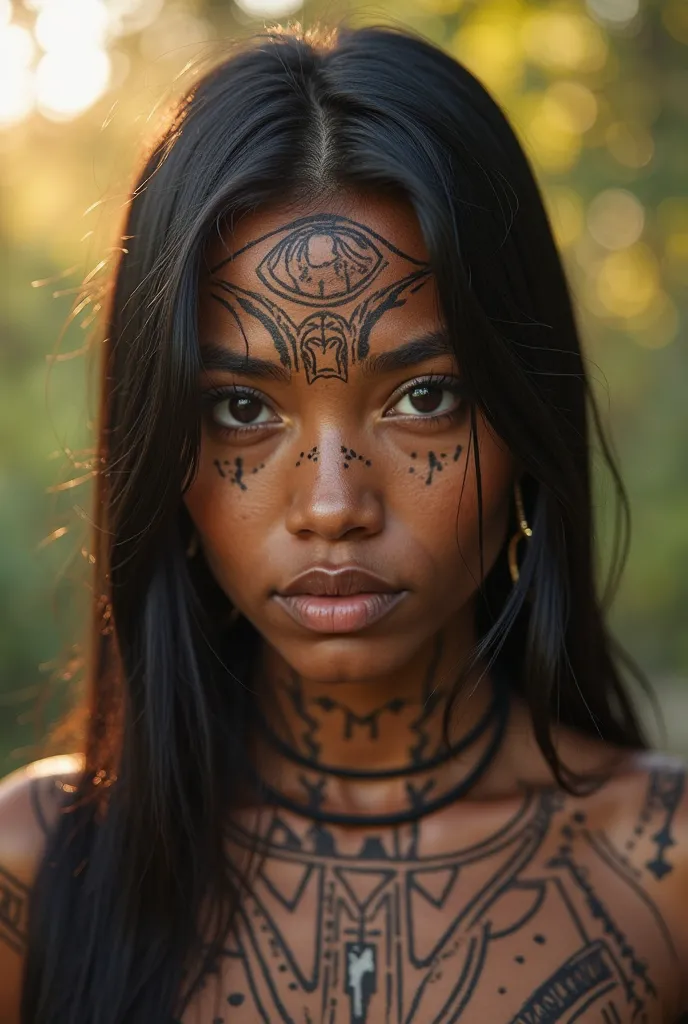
left=201, top=373, right=466, bottom=439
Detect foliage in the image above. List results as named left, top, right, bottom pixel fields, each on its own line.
left=0, top=0, right=686, bottom=772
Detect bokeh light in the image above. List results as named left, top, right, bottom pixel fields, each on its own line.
left=518, top=90, right=583, bottom=174
left=455, top=5, right=524, bottom=95
left=586, top=0, right=639, bottom=28
left=0, top=0, right=171, bottom=129
left=596, top=243, right=659, bottom=318
left=546, top=81, right=598, bottom=134
left=520, top=9, right=608, bottom=72
left=138, top=7, right=212, bottom=60
left=587, top=189, right=645, bottom=250
left=107, top=0, right=164, bottom=35
left=36, top=48, right=111, bottom=120
left=605, top=121, right=655, bottom=168
left=0, top=23, right=36, bottom=126
left=234, top=0, right=304, bottom=14
left=662, top=1, right=688, bottom=44
left=545, top=186, right=585, bottom=248
left=35, top=0, right=109, bottom=51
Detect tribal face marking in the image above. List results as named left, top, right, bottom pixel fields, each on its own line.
left=213, top=457, right=266, bottom=490
left=294, top=446, right=372, bottom=470
left=209, top=213, right=431, bottom=385
left=408, top=445, right=463, bottom=485
left=295, top=447, right=319, bottom=467
left=341, top=446, right=372, bottom=469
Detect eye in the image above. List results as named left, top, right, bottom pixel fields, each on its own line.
left=387, top=375, right=465, bottom=421
left=203, top=386, right=279, bottom=433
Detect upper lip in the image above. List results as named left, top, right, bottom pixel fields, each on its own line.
left=278, top=566, right=400, bottom=597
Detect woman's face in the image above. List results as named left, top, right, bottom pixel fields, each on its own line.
left=185, top=191, right=515, bottom=682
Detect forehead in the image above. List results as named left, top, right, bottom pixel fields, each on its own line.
left=199, top=192, right=443, bottom=383
left=205, top=191, right=430, bottom=277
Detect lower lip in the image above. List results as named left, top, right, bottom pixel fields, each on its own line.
left=273, top=592, right=406, bottom=634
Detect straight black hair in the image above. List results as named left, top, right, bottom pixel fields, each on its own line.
left=22, top=23, right=649, bottom=1024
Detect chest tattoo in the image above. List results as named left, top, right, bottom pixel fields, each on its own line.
left=194, top=786, right=679, bottom=1024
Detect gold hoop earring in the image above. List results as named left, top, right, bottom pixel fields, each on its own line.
left=185, top=530, right=199, bottom=559
left=508, top=481, right=533, bottom=584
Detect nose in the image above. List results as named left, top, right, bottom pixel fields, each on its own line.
left=284, top=432, right=385, bottom=541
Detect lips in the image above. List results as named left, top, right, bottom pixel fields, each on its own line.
left=278, top=566, right=399, bottom=597
left=274, top=565, right=407, bottom=633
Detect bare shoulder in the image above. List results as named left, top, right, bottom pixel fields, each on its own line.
left=584, top=751, right=688, bottom=1000
left=594, top=750, right=688, bottom=884
left=0, top=754, right=83, bottom=1022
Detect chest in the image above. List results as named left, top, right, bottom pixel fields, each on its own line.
left=180, top=801, right=677, bottom=1024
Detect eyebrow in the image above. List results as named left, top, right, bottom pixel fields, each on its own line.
left=198, top=330, right=455, bottom=381
left=359, top=330, right=454, bottom=376
left=199, top=343, right=291, bottom=381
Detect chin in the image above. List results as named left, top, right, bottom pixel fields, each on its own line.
left=278, top=633, right=419, bottom=684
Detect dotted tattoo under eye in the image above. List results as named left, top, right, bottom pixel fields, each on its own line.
left=213, top=457, right=265, bottom=490
left=295, top=446, right=319, bottom=467
left=340, top=445, right=372, bottom=469
left=407, top=444, right=463, bottom=485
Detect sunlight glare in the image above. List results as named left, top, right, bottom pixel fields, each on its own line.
left=0, top=23, right=36, bottom=126
left=234, top=0, right=304, bottom=16
left=35, top=0, right=109, bottom=52
left=36, top=47, right=111, bottom=119
left=0, top=67, right=34, bottom=126
left=107, top=0, right=164, bottom=36
left=0, top=22, right=36, bottom=65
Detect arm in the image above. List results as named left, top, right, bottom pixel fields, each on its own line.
left=0, top=755, right=82, bottom=1023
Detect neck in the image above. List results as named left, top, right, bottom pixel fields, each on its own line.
left=254, top=614, right=497, bottom=781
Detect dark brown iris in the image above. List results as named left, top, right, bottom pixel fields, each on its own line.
left=228, top=395, right=262, bottom=424
left=408, top=385, right=443, bottom=414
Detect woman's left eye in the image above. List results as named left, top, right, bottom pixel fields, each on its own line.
left=387, top=377, right=465, bottom=420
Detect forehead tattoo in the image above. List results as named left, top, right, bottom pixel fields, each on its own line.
left=209, top=213, right=432, bottom=385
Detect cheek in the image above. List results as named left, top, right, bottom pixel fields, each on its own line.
left=454, top=433, right=514, bottom=577
left=391, top=430, right=513, bottom=582
left=183, top=456, right=276, bottom=593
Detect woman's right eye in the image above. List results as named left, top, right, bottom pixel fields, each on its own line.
left=203, top=387, right=279, bottom=433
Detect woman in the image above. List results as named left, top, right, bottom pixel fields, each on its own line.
left=0, top=23, right=686, bottom=1024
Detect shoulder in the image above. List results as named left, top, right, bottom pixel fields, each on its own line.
left=0, top=754, right=83, bottom=1022
left=0, top=754, right=83, bottom=867
left=597, top=750, right=688, bottom=881
left=587, top=751, right=688, bottom=1007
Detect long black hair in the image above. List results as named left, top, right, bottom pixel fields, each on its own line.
left=22, top=23, right=649, bottom=1024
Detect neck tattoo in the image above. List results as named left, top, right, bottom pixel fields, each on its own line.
left=254, top=644, right=510, bottom=827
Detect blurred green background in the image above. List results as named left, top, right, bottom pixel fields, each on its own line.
left=1, top=0, right=686, bottom=775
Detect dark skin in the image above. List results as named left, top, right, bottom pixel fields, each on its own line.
left=1, top=193, right=688, bottom=1024
left=189, top=191, right=515, bottom=817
